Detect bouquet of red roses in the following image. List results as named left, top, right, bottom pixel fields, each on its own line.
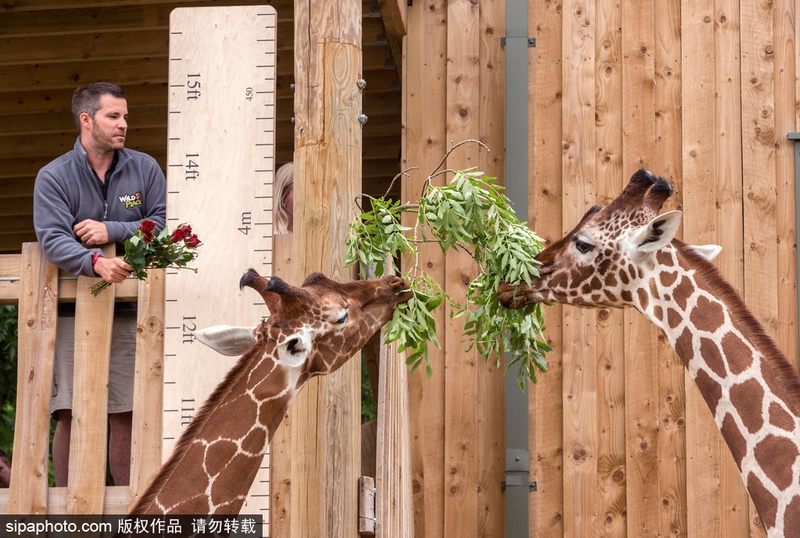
left=90, top=219, right=202, bottom=296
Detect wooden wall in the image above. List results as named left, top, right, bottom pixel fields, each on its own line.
left=526, top=0, right=799, bottom=536
left=0, top=0, right=401, bottom=255
left=402, top=0, right=799, bottom=537
left=402, top=0, right=507, bottom=537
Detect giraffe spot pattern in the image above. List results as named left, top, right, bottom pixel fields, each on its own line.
left=754, top=435, right=799, bottom=491
left=695, top=368, right=723, bottom=415
left=699, top=337, right=727, bottom=379
left=720, top=413, right=747, bottom=470
left=721, top=332, right=754, bottom=375
left=748, top=473, right=779, bottom=530
left=729, top=378, right=765, bottom=434
left=769, top=402, right=795, bottom=431
left=690, top=296, right=724, bottom=333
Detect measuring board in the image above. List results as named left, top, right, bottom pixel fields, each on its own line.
left=165, top=6, right=277, bottom=528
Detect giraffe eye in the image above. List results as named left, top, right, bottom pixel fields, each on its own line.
left=573, top=238, right=594, bottom=254
left=335, top=312, right=348, bottom=324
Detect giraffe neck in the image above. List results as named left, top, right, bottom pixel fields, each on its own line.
left=634, top=241, right=800, bottom=535
left=131, top=341, right=299, bottom=515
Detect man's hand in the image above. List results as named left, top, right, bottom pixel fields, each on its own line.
left=74, top=219, right=109, bottom=246
left=93, top=256, right=132, bottom=284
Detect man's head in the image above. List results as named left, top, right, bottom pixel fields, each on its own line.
left=72, top=82, right=128, bottom=152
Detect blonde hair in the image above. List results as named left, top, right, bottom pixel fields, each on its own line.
left=274, top=162, right=294, bottom=234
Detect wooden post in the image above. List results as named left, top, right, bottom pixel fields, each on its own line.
left=67, top=243, right=115, bottom=514
left=291, top=0, right=362, bottom=535
left=8, top=243, right=58, bottom=514
left=128, top=270, right=165, bottom=508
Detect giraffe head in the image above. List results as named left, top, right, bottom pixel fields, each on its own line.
left=498, top=169, right=719, bottom=310
left=198, top=269, right=411, bottom=381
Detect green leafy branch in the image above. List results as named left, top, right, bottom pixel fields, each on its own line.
left=345, top=141, right=552, bottom=389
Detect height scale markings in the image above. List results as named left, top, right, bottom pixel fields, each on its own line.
left=165, top=6, right=277, bottom=527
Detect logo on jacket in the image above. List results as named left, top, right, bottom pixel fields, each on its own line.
left=119, top=192, right=143, bottom=209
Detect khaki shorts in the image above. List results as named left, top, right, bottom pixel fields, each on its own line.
left=51, top=315, right=137, bottom=415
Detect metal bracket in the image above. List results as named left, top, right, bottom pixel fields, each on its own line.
left=500, top=37, right=536, bottom=48
left=503, top=449, right=535, bottom=492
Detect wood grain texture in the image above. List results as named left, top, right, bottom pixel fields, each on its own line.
left=67, top=244, right=115, bottom=514
left=403, top=0, right=448, bottom=537
left=7, top=243, right=58, bottom=514
left=529, top=0, right=565, bottom=534
left=128, top=270, right=165, bottom=509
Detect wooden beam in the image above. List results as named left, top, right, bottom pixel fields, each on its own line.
left=290, top=0, right=363, bottom=536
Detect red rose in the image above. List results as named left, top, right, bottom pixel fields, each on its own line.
left=171, top=224, right=191, bottom=243
left=139, top=220, right=156, bottom=234
left=184, top=234, right=201, bottom=248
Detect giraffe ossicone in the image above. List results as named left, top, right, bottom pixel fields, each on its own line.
left=498, top=169, right=800, bottom=537
left=131, top=269, right=410, bottom=515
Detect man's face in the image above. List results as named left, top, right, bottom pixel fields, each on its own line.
left=87, top=94, right=128, bottom=152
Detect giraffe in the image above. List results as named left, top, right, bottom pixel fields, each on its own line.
left=130, top=268, right=410, bottom=514
left=497, top=169, right=800, bottom=537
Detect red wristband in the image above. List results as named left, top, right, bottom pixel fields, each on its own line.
left=91, top=252, right=101, bottom=266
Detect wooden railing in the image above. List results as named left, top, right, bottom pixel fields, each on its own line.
left=0, top=242, right=164, bottom=515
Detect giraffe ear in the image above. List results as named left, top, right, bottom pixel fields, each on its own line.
left=195, top=325, right=258, bottom=356
left=688, top=244, right=722, bottom=261
left=631, top=210, right=682, bottom=253
left=278, top=332, right=311, bottom=368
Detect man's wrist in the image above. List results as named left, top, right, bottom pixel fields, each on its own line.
left=91, top=252, right=101, bottom=273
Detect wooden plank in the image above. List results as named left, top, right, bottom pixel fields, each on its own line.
left=291, top=0, right=363, bottom=533
left=561, top=0, right=598, bottom=535
left=164, top=8, right=278, bottom=528
left=7, top=243, right=58, bottom=514
left=742, top=0, right=779, bottom=533
left=1, top=486, right=131, bottom=515
left=620, top=1, right=662, bottom=536
left=375, top=338, right=413, bottom=538
left=402, top=1, right=448, bottom=537
left=67, top=244, right=115, bottom=514
left=654, top=0, right=687, bottom=535
left=442, top=1, right=481, bottom=537
left=529, top=0, right=564, bottom=534
left=714, top=0, right=753, bottom=535
left=270, top=233, right=294, bottom=538
left=680, top=0, right=726, bottom=536
left=594, top=0, right=625, bottom=535
left=127, top=270, right=165, bottom=509
left=477, top=0, right=505, bottom=535
left=774, top=0, right=799, bottom=371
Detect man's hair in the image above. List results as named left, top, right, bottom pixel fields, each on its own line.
left=71, top=82, right=126, bottom=132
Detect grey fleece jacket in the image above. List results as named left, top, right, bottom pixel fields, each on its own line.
left=33, top=137, right=167, bottom=277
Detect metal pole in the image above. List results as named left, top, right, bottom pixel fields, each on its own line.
left=504, top=0, right=531, bottom=535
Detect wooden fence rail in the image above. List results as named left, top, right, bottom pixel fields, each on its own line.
left=0, top=242, right=164, bottom=515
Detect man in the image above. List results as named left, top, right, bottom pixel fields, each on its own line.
left=33, top=82, right=166, bottom=487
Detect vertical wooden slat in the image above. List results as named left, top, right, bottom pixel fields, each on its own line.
left=291, top=0, right=362, bottom=534
left=477, top=0, right=506, bottom=535
left=529, top=0, right=565, bottom=534
left=681, top=0, right=726, bottom=535
left=621, top=0, right=664, bottom=535
left=7, top=243, right=58, bottom=514
left=402, top=1, right=448, bottom=537
left=270, top=233, right=294, bottom=538
left=443, top=0, right=481, bottom=536
left=774, top=0, right=799, bottom=369
left=375, top=338, right=413, bottom=538
left=715, top=0, right=753, bottom=535
left=742, top=0, right=779, bottom=531
left=67, top=244, right=115, bottom=514
left=561, top=0, right=598, bottom=535
left=654, top=0, right=687, bottom=535
left=594, top=0, right=626, bottom=535
left=128, top=270, right=165, bottom=508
